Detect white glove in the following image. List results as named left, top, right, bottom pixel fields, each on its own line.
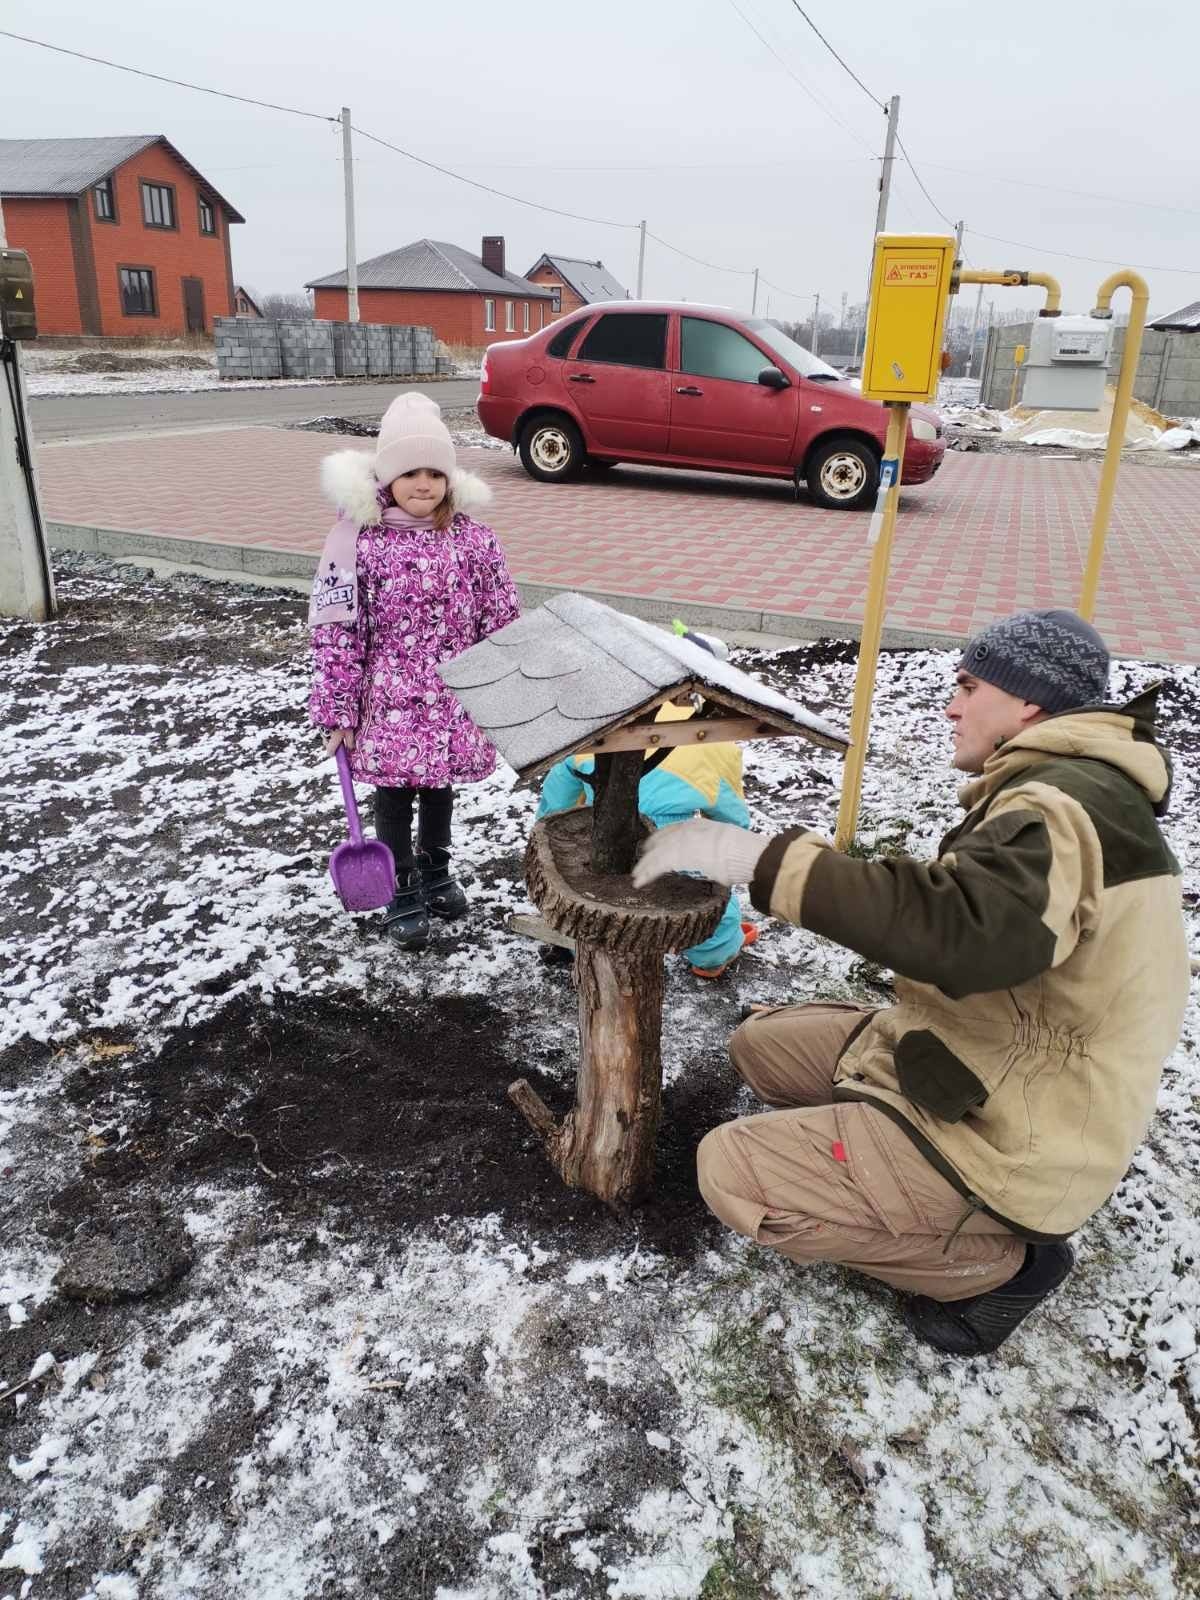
left=632, top=819, right=767, bottom=890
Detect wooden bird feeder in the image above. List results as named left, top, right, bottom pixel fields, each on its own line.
left=439, top=594, right=847, bottom=1212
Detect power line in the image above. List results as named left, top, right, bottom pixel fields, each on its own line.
left=350, top=126, right=635, bottom=231
left=644, top=231, right=752, bottom=276
left=783, top=0, right=883, bottom=107
left=759, top=275, right=817, bottom=302
left=723, top=0, right=878, bottom=156
left=967, top=228, right=1200, bottom=277
left=906, top=158, right=1200, bottom=221
left=894, top=135, right=957, bottom=228
left=0, top=28, right=336, bottom=123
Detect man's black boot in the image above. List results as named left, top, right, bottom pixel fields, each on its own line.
left=381, top=862, right=429, bottom=951
left=419, top=848, right=468, bottom=920
left=903, top=1241, right=1075, bottom=1356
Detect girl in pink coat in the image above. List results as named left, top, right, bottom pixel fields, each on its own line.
left=309, top=393, right=520, bottom=950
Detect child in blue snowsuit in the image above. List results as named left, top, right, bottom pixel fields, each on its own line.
left=536, top=700, right=756, bottom=978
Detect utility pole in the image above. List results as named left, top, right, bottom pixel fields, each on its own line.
left=751, top=267, right=759, bottom=315
left=341, top=107, right=359, bottom=324
left=636, top=220, right=646, bottom=299
left=0, top=200, right=55, bottom=621
left=854, top=93, right=900, bottom=367
left=964, top=281, right=985, bottom=379
left=875, top=95, right=900, bottom=240
left=812, top=292, right=821, bottom=356
left=840, top=290, right=848, bottom=328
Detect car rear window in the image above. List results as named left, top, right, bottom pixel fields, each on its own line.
left=576, top=313, right=667, bottom=370
left=547, top=319, right=587, bottom=359
left=680, top=317, right=772, bottom=383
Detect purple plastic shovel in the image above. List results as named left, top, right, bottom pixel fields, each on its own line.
left=328, top=744, right=396, bottom=911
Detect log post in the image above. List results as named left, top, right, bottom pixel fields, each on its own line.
left=589, top=750, right=645, bottom=874
left=511, top=810, right=725, bottom=1211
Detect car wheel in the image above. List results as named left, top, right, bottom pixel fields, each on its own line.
left=804, top=437, right=879, bottom=511
left=519, top=415, right=586, bottom=482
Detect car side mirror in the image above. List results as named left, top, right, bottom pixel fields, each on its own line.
left=758, top=366, right=790, bottom=390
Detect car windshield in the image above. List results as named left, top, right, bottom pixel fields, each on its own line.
left=744, top=319, right=845, bottom=381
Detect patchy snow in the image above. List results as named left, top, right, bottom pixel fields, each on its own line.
left=0, top=556, right=1196, bottom=1597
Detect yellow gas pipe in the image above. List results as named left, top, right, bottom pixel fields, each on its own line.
left=1078, top=271, right=1150, bottom=621
left=956, top=269, right=1062, bottom=316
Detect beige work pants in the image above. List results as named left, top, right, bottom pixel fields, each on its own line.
left=697, top=1003, right=1024, bottom=1302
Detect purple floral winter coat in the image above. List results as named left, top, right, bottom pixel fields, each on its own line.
left=310, top=469, right=520, bottom=789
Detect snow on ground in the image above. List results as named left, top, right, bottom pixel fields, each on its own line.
left=1, top=556, right=1197, bottom=1598
left=20, top=344, right=482, bottom=398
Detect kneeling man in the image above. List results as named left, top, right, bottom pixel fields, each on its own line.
left=634, top=611, right=1189, bottom=1356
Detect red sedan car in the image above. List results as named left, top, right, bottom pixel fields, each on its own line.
left=477, top=302, right=945, bottom=510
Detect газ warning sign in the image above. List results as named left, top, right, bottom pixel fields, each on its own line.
left=885, top=260, right=941, bottom=285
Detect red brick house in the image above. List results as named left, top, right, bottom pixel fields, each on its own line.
left=524, top=254, right=629, bottom=318
left=0, top=135, right=243, bottom=337
left=308, top=236, right=554, bottom=345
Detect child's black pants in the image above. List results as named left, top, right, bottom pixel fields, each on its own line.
left=373, top=785, right=454, bottom=871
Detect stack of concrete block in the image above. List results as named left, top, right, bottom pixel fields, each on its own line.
left=334, top=322, right=369, bottom=377
left=413, top=326, right=436, bottom=373
left=214, top=318, right=282, bottom=379
left=366, top=325, right=392, bottom=377
left=215, top=319, right=440, bottom=381
left=278, top=321, right=335, bottom=379
left=389, top=325, right=415, bottom=376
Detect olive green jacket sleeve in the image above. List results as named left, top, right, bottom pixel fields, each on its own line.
left=749, top=783, right=1102, bottom=1000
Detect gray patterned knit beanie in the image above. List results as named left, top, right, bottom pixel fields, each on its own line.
left=959, top=609, right=1109, bottom=713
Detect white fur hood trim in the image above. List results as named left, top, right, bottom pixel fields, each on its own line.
left=321, top=448, right=493, bottom=526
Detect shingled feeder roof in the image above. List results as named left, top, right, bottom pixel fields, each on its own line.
left=437, top=592, right=848, bottom=778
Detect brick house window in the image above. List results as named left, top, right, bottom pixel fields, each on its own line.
left=523, top=302, right=530, bottom=332
left=141, top=181, right=177, bottom=230
left=504, top=301, right=515, bottom=332
left=551, top=287, right=562, bottom=314
left=484, top=299, right=495, bottom=331
left=198, top=196, right=217, bottom=236
left=119, top=267, right=158, bottom=317
left=92, top=179, right=116, bottom=223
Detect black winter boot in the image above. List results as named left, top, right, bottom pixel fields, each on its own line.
left=381, top=862, right=429, bottom=951
left=903, top=1241, right=1075, bottom=1356
left=419, top=848, right=468, bottom=920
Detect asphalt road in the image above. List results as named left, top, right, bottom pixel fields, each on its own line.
left=30, top=378, right=482, bottom=443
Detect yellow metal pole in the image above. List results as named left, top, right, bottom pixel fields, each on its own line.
left=834, top=403, right=909, bottom=851
left=1078, top=270, right=1150, bottom=622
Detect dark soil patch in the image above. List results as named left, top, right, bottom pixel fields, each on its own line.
left=38, top=989, right=737, bottom=1260
left=291, top=407, right=478, bottom=439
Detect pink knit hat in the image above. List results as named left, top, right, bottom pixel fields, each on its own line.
left=374, top=392, right=456, bottom=486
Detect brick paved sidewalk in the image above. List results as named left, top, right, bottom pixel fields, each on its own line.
left=37, top=426, right=1200, bottom=662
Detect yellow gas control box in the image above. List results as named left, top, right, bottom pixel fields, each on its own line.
left=861, top=233, right=957, bottom=404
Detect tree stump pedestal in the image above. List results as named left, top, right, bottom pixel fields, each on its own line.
left=508, top=808, right=726, bottom=1211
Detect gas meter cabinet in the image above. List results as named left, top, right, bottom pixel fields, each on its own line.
left=438, top=593, right=847, bottom=1212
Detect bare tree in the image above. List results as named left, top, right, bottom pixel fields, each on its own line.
left=259, top=291, right=314, bottom=321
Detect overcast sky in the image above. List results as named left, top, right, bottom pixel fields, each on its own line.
left=3, top=0, right=1196, bottom=323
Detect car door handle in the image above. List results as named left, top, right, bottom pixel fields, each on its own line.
left=568, top=373, right=596, bottom=384
left=675, top=385, right=703, bottom=396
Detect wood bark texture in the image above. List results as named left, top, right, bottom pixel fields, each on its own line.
left=510, top=942, right=663, bottom=1210
left=512, top=810, right=726, bottom=1210
left=589, top=750, right=645, bottom=874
